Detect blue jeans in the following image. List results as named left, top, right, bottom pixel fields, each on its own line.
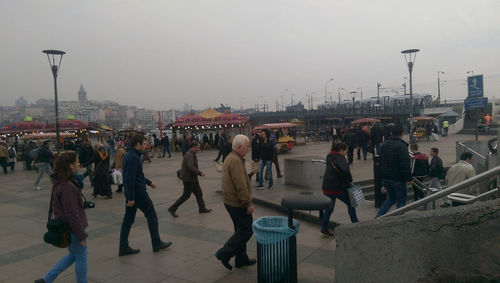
left=162, top=145, right=171, bottom=157
left=258, top=160, right=273, bottom=187
left=377, top=179, right=408, bottom=217
left=34, top=162, right=53, bottom=186
left=321, top=191, right=359, bottom=230
left=44, top=233, right=88, bottom=283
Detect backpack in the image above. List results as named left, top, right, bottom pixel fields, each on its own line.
left=8, top=147, right=15, bottom=158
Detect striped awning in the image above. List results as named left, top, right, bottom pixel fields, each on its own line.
left=253, top=123, right=297, bottom=130
left=351, top=118, right=381, bottom=124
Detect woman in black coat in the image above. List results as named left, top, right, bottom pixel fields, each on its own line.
left=91, top=145, right=112, bottom=199
left=320, top=142, right=359, bottom=236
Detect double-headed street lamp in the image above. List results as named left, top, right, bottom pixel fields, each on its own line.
left=437, top=71, right=445, bottom=102
left=42, top=49, right=66, bottom=153
left=401, top=48, right=420, bottom=142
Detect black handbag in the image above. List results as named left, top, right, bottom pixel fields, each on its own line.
left=83, top=194, right=95, bottom=209
left=43, top=187, right=71, bottom=248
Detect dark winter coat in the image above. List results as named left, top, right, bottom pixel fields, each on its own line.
left=322, top=151, right=353, bottom=193
left=79, top=144, right=94, bottom=166
left=258, top=139, right=274, bottom=161
left=251, top=136, right=260, bottom=161
left=379, top=136, right=412, bottom=182
left=181, top=149, right=202, bottom=183
left=429, top=156, right=445, bottom=179
left=343, top=132, right=357, bottom=147
left=122, top=147, right=152, bottom=202
left=51, top=174, right=88, bottom=241
left=355, top=129, right=370, bottom=146
left=37, top=146, right=53, bottom=163
left=370, top=124, right=384, bottom=144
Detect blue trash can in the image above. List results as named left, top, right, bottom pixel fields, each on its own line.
left=252, top=216, right=300, bottom=283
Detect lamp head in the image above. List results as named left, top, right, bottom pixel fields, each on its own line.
left=42, top=49, right=66, bottom=77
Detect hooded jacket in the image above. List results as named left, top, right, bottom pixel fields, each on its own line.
left=51, top=174, right=88, bottom=241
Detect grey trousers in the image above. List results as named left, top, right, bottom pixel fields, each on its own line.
left=34, top=163, right=53, bottom=186
left=430, top=177, right=451, bottom=204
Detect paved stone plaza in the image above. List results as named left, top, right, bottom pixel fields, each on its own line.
left=0, top=134, right=487, bottom=282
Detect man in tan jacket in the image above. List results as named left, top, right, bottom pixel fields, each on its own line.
left=446, top=151, right=478, bottom=197
left=215, top=134, right=256, bottom=270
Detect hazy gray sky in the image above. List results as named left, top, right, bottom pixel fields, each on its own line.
left=2, top=0, right=500, bottom=110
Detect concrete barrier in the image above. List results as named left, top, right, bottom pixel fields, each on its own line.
left=335, top=199, right=500, bottom=282
left=284, top=156, right=324, bottom=190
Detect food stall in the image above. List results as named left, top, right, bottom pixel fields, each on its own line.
left=253, top=123, right=297, bottom=153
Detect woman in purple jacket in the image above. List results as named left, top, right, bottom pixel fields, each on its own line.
left=35, top=151, right=88, bottom=283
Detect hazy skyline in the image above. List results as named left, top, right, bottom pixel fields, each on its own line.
left=2, top=0, right=500, bottom=110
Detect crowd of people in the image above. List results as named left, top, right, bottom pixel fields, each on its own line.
left=0, top=122, right=481, bottom=282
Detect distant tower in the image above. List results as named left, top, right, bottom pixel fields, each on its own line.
left=78, top=84, right=88, bottom=104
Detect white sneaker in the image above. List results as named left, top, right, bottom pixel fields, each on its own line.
left=33, top=186, right=41, bottom=191
left=257, top=186, right=264, bottom=190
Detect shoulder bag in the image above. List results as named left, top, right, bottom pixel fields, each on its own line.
left=331, top=160, right=365, bottom=207
left=43, top=187, right=71, bottom=248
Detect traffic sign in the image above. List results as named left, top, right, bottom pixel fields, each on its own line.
left=464, top=97, right=488, bottom=109
left=467, top=75, right=484, bottom=98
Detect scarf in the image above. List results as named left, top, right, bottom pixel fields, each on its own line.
left=98, top=150, right=108, bottom=161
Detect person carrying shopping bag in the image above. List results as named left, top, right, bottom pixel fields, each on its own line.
left=320, top=142, right=359, bottom=236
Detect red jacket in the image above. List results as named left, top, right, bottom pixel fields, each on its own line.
left=51, top=174, right=88, bottom=241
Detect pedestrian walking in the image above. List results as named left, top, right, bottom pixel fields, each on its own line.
left=343, top=129, right=357, bottom=165
left=79, top=138, right=94, bottom=186
left=7, top=144, right=17, bottom=172
left=247, top=133, right=260, bottom=182
left=355, top=127, right=370, bottom=160
left=410, top=143, right=429, bottom=202
left=168, top=140, right=211, bottom=217
left=376, top=125, right=412, bottom=217
left=151, top=134, right=162, bottom=158
left=86, top=145, right=112, bottom=199
left=370, top=123, right=384, bottom=155
left=320, top=142, right=359, bottom=236
left=114, top=141, right=126, bottom=193
left=214, top=131, right=225, bottom=162
left=24, top=141, right=35, bottom=170
left=442, top=120, right=449, bottom=136
left=446, top=152, right=478, bottom=197
left=33, top=141, right=54, bottom=191
left=0, top=141, right=8, bottom=174
left=257, top=130, right=274, bottom=190
left=161, top=133, right=171, bottom=158
left=215, top=135, right=256, bottom=270
left=35, top=151, right=89, bottom=283
left=429, top=148, right=451, bottom=207
left=119, top=134, right=172, bottom=256
left=222, top=136, right=233, bottom=162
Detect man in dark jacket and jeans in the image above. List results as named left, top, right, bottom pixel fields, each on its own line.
left=119, top=134, right=172, bottom=256
left=168, top=141, right=211, bottom=217
left=33, top=140, right=53, bottom=191
left=79, top=138, right=94, bottom=186
left=376, top=125, right=412, bottom=217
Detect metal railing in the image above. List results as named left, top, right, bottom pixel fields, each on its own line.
left=378, top=165, right=500, bottom=218
left=457, top=142, right=487, bottom=160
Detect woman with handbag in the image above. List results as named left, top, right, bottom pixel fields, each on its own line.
left=35, top=151, right=89, bottom=283
left=320, top=142, right=359, bottom=237
left=114, top=141, right=126, bottom=193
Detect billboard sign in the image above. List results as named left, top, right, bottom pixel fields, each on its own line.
left=467, top=75, right=484, bottom=98
left=464, top=97, right=488, bottom=110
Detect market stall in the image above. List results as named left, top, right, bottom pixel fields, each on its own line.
left=253, top=123, right=297, bottom=153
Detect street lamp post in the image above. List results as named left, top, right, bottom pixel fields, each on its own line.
left=377, top=83, right=381, bottom=105
left=467, top=70, right=474, bottom=76
left=337, top=87, right=344, bottom=104
left=349, top=91, right=358, bottom=114
left=437, top=71, right=445, bottom=103
left=401, top=48, right=420, bottom=142
left=324, top=78, right=333, bottom=103
left=42, top=49, right=66, bottom=153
